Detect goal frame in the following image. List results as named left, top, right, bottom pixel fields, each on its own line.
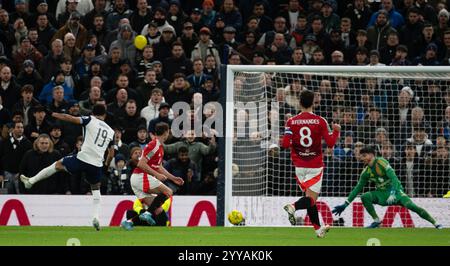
left=218, top=65, right=450, bottom=227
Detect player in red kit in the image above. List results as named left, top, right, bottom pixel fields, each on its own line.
left=281, top=89, right=341, bottom=238
left=123, top=122, right=184, bottom=230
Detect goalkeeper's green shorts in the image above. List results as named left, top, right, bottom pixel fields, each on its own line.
left=364, top=190, right=409, bottom=206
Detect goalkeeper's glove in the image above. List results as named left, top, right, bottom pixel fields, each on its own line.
left=386, top=190, right=397, bottom=205
left=332, top=200, right=350, bottom=216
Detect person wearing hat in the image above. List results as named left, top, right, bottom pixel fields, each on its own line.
left=152, top=23, right=178, bottom=61
left=166, top=0, right=188, bottom=37
left=218, top=25, right=240, bottom=64
left=413, top=42, right=441, bottom=65
left=178, top=20, right=197, bottom=59
left=191, top=26, right=221, bottom=66
left=200, top=0, right=216, bottom=26
left=39, top=69, right=75, bottom=105
left=367, top=9, right=396, bottom=51
left=109, top=23, right=137, bottom=67
left=367, top=49, right=385, bottom=66
left=117, top=99, right=146, bottom=144
left=49, top=122, right=71, bottom=156
left=390, top=44, right=410, bottom=65
left=129, top=124, right=150, bottom=150
left=53, top=10, right=88, bottom=50
left=12, top=36, right=43, bottom=74
left=56, top=0, right=94, bottom=19
left=212, top=0, right=242, bottom=33
left=9, top=0, right=31, bottom=29
left=189, top=8, right=204, bottom=32
left=148, top=102, right=173, bottom=135
left=56, top=0, right=80, bottom=27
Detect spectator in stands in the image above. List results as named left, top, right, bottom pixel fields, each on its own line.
left=321, top=0, right=340, bottom=33
left=127, top=146, right=141, bottom=174
left=290, top=14, right=308, bottom=48
left=343, top=0, right=373, bottom=31
left=164, top=146, right=199, bottom=195
left=284, top=79, right=304, bottom=112
left=340, top=107, right=358, bottom=134
left=12, top=36, right=43, bottom=74
left=187, top=58, right=210, bottom=93
left=436, top=106, right=450, bottom=140
left=399, top=7, right=423, bottom=58
left=179, top=21, right=198, bottom=60
left=265, top=33, right=293, bottom=65
left=47, top=85, right=70, bottom=116
left=39, top=70, right=74, bottom=105
left=212, top=0, right=243, bottom=33
left=199, top=75, right=219, bottom=104
left=60, top=101, right=82, bottom=148
left=79, top=86, right=101, bottom=115
left=368, top=50, right=386, bottom=66
left=105, top=74, right=140, bottom=109
left=368, top=0, right=404, bottom=29
left=379, top=31, right=399, bottom=64
left=258, top=16, right=296, bottom=55
left=387, top=86, right=415, bottom=147
left=413, top=42, right=441, bottom=65
left=19, top=133, right=64, bottom=194
left=436, top=9, right=449, bottom=41
left=129, top=0, right=153, bottom=35
left=200, top=0, right=216, bottom=27
left=49, top=123, right=70, bottom=156
left=56, top=0, right=94, bottom=19
left=427, top=145, right=450, bottom=197
left=62, top=32, right=80, bottom=64
left=27, top=27, right=48, bottom=56
left=0, top=121, right=32, bottom=193
left=367, top=9, right=397, bottom=51
left=103, top=46, right=122, bottom=84
left=0, top=66, right=20, bottom=111
left=164, top=129, right=216, bottom=181
left=153, top=24, right=177, bottom=61
left=397, top=142, right=425, bottom=197
left=29, top=1, right=57, bottom=30
left=165, top=73, right=193, bottom=107
left=129, top=124, right=149, bottom=150
left=139, top=87, right=173, bottom=128
left=12, top=84, right=39, bottom=127
left=39, top=38, right=64, bottom=83
left=166, top=0, right=188, bottom=36
left=410, top=23, right=444, bottom=61
left=137, top=68, right=170, bottom=103
left=0, top=9, right=15, bottom=58
left=36, top=13, right=57, bottom=51
left=112, top=125, right=130, bottom=160
left=106, top=0, right=133, bottom=31
left=136, top=46, right=155, bottom=83
left=390, top=44, right=411, bottom=65
left=118, top=99, right=146, bottom=144
left=357, top=106, right=389, bottom=142
left=107, top=88, right=127, bottom=119
left=24, top=105, right=50, bottom=143
left=191, top=26, right=221, bottom=67
left=330, top=50, right=346, bottom=65
left=88, top=15, right=108, bottom=51
left=406, top=124, right=434, bottom=159
left=148, top=102, right=173, bottom=135
left=110, top=24, right=137, bottom=66
left=380, top=140, right=400, bottom=170
left=83, top=0, right=109, bottom=32
left=105, top=152, right=131, bottom=195
left=163, top=42, right=193, bottom=82
left=353, top=46, right=369, bottom=65
left=53, top=11, right=88, bottom=50
left=415, top=0, right=438, bottom=26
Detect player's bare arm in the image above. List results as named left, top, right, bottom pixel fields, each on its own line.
left=158, top=165, right=184, bottom=186
left=104, top=147, right=115, bottom=167
left=137, top=156, right=167, bottom=181
left=51, top=112, right=83, bottom=125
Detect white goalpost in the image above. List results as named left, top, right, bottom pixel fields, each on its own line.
left=223, top=65, right=450, bottom=228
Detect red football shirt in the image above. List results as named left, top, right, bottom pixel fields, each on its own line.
left=282, top=112, right=340, bottom=168
left=133, top=138, right=164, bottom=174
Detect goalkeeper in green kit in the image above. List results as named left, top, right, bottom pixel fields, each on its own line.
left=332, top=146, right=443, bottom=229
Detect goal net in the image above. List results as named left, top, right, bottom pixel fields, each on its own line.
left=224, top=65, right=450, bottom=228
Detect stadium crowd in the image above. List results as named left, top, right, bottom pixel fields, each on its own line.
left=0, top=0, right=449, bottom=197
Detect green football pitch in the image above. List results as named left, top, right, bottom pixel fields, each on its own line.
left=0, top=226, right=448, bottom=246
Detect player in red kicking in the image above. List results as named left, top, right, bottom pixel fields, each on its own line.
left=281, top=89, right=341, bottom=238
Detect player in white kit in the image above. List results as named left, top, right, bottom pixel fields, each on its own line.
left=20, top=104, right=115, bottom=231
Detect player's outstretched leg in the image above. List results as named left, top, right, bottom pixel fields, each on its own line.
left=20, top=161, right=60, bottom=189
left=361, top=192, right=381, bottom=228
left=398, top=195, right=442, bottom=229
left=283, top=196, right=315, bottom=226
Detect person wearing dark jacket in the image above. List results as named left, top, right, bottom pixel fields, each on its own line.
left=0, top=66, right=21, bottom=112
left=19, top=133, right=64, bottom=194
left=164, top=73, right=193, bottom=107
left=12, top=84, right=40, bottom=127
left=16, top=60, right=45, bottom=96
left=0, top=121, right=33, bottom=194
left=162, top=42, right=193, bottom=82
left=24, top=105, right=51, bottom=143
left=148, top=102, right=173, bottom=135
left=164, top=146, right=198, bottom=195
left=39, top=39, right=65, bottom=83
left=117, top=99, right=146, bottom=144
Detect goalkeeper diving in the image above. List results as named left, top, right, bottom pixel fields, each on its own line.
left=333, top=146, right=443, bottom=229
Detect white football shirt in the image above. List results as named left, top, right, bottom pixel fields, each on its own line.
left=77, top=116, right=115, bottom=167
